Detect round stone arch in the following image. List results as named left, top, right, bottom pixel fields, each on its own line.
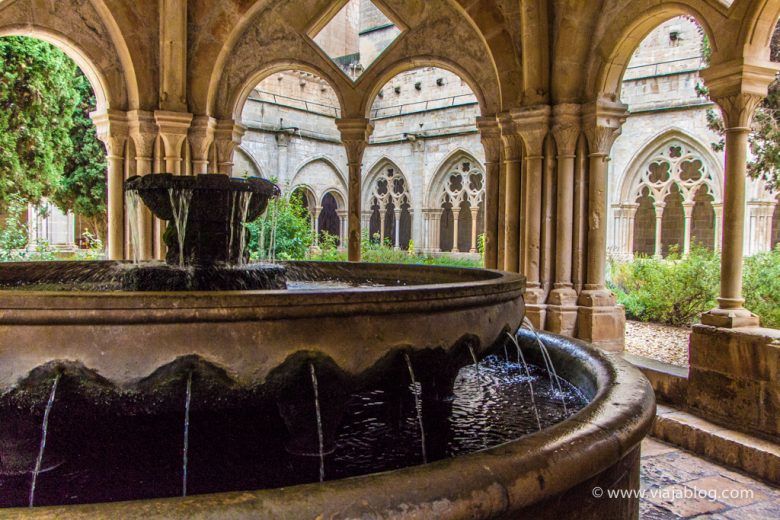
left=359, top=55, right=490, bottom=120
left=290, top=157, right=348, bottom=200
left=227, top=60, right=348, bottom=123
left=617, top=130, right=723, bottom=257
left=0, top=25, right=120, bottom=112
left=736, top=0, right=780, bottom=61
left=585, top=1, right=721, bottom=101
left=232, top=146, right=265, bottom=178
left=427, top=150, right=485, bottom=254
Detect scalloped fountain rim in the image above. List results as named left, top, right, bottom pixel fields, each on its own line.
left=5, top=330, right=656, bottom=518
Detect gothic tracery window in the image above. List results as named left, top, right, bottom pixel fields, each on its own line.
left=437, top=160, right=485, bottom=253
left=368, top=166, right=412, bottom=249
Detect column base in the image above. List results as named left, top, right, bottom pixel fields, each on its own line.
left=688, top=324, right=780, bottom=439
left=524, top=287, right=547, bottom=330
left=545, top=286, right=578, bottom=337
left=700, top=305, right=760, bottom=328
left=576, top=289, right=625, bottom=352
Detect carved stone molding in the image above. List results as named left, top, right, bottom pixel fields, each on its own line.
left=476, top=116, right=501, bottom=164
left=510, top=105, right=551, bottom=158
left=700, top=59, right=779, bottom=129
left=498, top=113, right=523, bottom=161
left=127, top=110, right=158, bottom=160
left=582, top=99, right=628, bottom=157
left=188, top=115, right=217, bottom=164
left=713, top=93, right=765, bottom=129
left=551, top=104, right=582, bottom=157
left=91, top=110, right=129, bottom=157
left=336, top=118, right=373, bottom=164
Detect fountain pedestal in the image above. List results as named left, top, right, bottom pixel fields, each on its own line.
left=123, top=173, right=286, bottom=291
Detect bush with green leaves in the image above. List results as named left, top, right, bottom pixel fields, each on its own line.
left=609, top=246, right=780, bottom=329
left=743, top=246, right=780, bottom=328
left=307, top=229, right=483, bottom=268
left=246, top=191, right=313, bottom=261
left=608, top=246, right=721, bottom=327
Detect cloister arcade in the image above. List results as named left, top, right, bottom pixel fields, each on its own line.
left=2, top=0, right=779, bottom=352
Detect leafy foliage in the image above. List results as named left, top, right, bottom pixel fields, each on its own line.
left=609, top=246, right=780, bottom=328
left=51, top=71, right=107, bottom=239
left=247, top=190, right=314, bottom=261
left=0, top=36, right=79, bottom=211
left=701, top=23, right=780, bottom=191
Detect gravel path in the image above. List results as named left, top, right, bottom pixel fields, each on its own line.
left=625, top=320, right=690, bottom=367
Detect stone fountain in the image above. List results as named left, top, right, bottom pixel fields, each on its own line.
left=0, top=172, right=654, bottom=519
left=122, top=173, right=286, bottom=291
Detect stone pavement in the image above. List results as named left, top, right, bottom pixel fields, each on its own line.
left=640, top=438, right=780, bottom=519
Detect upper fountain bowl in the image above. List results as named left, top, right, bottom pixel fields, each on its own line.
left=125, top=173, right=280, bottom=267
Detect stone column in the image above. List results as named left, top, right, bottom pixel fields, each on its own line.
left=409, top=137, right=425, bottom=252
left=361, top=211, right=371, bottom=242
left=477, top=117, right=501, bottom=268
left=498, top=114, right=522, bottom=272
left=626, top=204, right=638, bottom=259
left=393, top=207, right=402, bottom=250
left=276, top=132, right=291, bottom=186
left=683, top=202, right=695, bottom=255
left=577, top=100, right=628, bottom=351
left=514, top=105, right=551, bottom=327
left=92, top=110, right=129, bottom=260
left=379, top=206, right=387, bottom=244
left=312, top=206, right=322, bottom=246
left=653, top=203, right=665, bottom=258
left=214, top=120, right=246, bottom=176
left=698, top=61, right=777, bottom=327
left=433, top=209, right=443, bottom=252
left=189, top=116, right=216, bottom=174
left=547, top=104, right=581, bottom=336
left=337, top=118, right=373, bottom=261
left=713, top=202, right=723, bottom=251
left=469, top=206, right=479, bottom=253
left=337, top=210, right=347, bottom=248
left=128, top=110, right=157, bottom=260
left=451, top=206, right=460, bottom=253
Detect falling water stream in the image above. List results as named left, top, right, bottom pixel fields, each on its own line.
left=182, top=371, right=193, bottom=497
left=506, top=333, right=542, bottom=431
left=228, top=192, right=238, bottom=261
left=403, top=353, right=428, bottom=464
left=237, top=192, right=252, bottom=265
left=28, top=373, right=60, bottom=508
left=168, top=189, right=193, bottom=268
left=268, top=200, right=279, bottom=263
left=310, top=364, right=325, bottom=483
left=520, top=319, right=567, bottom=413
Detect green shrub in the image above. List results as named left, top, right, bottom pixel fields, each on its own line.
left=609, top=245, right=780, bottom=328
left=306, top=229, right=483, bottom=268
left=247, top=191, right=313, bottom=261
left=743, top=246, right=780, bottom=328
left=608, top=246, right=720, bottom=327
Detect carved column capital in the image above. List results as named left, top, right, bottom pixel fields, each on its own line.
left=127, top=110, right=158, bottom=159
left=582, top=99, right=628, bottom=157
left=336, top=117, right=373, bottom=164
left=510, top=105, right=551, bottom=158
left=476, top=116, right=502, bottom=164
left=700, top=59, right=779, bottom=129
left=551, top=103, right=581, bottom=157
left=91, top=110, right=129, bottom=157
left=155, top=110, right=193, bottom=158
left=188, top=115, right=216, bottom=161
left=498, top=113, right=523, bottom=161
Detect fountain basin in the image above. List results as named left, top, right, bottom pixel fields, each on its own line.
left=4, top=331, right=655, bottom=518
left=0, top=261, right=524, bottom=390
